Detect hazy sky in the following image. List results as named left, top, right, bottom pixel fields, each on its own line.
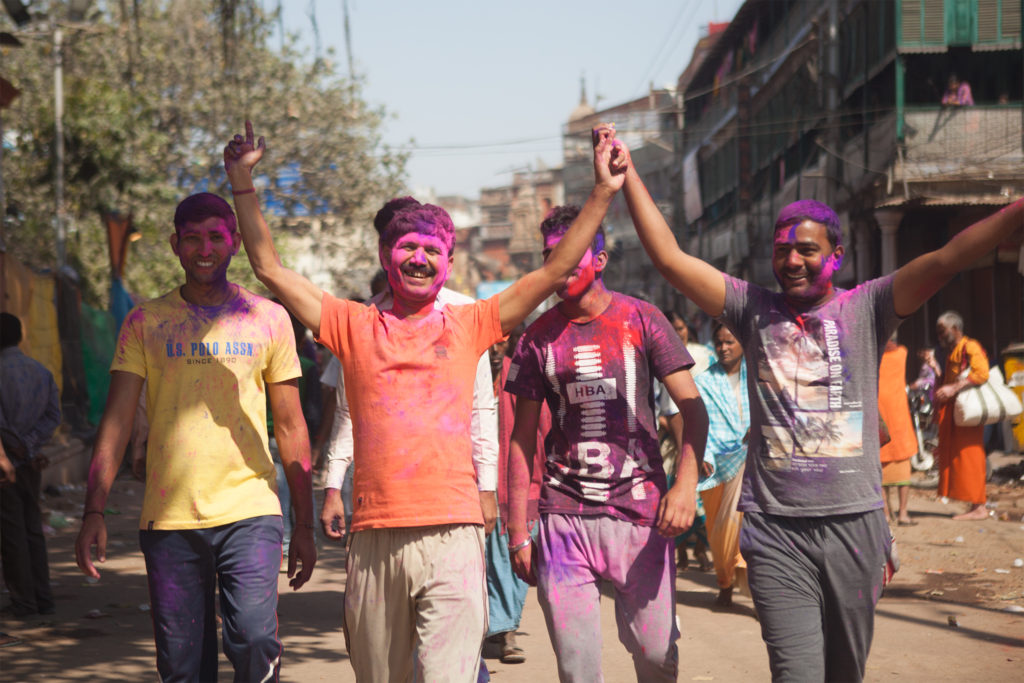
left=281, top=1, right=745, bottom=198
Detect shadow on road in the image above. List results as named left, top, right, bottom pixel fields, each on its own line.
left=875, top=602, right=1024, bottom=650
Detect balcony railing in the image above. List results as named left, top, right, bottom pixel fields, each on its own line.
left=901, top=106, right=1023, bottom=179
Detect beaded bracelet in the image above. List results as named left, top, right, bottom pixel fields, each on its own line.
left=507, top=536, right=532, bottom=553
left=231, top=187, right=256, bottom=196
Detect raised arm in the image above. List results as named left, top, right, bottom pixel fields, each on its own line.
left=893, top=197, right=1024, bottom=317
left=224, top=121, right=325, bottom=335
left=497, top=125, right=626, bottom=333
left=622, top=159, right=727, bottom=317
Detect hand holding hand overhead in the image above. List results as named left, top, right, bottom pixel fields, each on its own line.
left=592, top=122, right=629, bottom=192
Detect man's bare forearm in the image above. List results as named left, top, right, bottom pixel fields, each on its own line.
left=276, top=420, right=315, bottom=526
left=623, top=167, right=727, bottom=316
left=894, top=197, right=1023, bottom=316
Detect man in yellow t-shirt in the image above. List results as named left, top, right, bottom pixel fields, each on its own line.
left=75, top=193, right=316, bottom=682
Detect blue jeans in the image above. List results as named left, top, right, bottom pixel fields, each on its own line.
left=139, top=516, right=284, bottom=682
left=341, top=465, right=354, bottom=534
left=275, top=460, right=292, bottom=554
left=484, top=517, right=532, bottom=636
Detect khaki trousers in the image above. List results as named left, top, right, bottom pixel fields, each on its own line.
left=344, top=524, right=487, bottom=682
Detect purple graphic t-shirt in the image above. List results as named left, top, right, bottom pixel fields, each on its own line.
left=505, top=293, right=692, bottom=526
left=720, top=273, right=901, bottom=517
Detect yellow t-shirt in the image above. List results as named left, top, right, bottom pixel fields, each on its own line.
left=112, top=286, right=300, bottom=530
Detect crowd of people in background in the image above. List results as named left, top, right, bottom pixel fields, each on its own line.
left=0, top=118, right=1018, bottom=682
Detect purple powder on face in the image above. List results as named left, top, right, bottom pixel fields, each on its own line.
left=773, top=200, right=841, bottom=248
left=373, top=196, right=421, bottom=235
left=380, top=204, right=455, bottom=253
left=173, top=193, right=237, bottom=235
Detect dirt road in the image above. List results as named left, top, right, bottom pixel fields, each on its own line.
left=1, top=474, right=1022, bottom=681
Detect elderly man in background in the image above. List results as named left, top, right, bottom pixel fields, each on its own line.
left=934, top=311, right=990, bottom=521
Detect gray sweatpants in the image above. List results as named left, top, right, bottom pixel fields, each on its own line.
left=739, top=508, right=890, bottom=683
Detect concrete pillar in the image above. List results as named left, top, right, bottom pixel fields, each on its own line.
left=853, top=221, right=872, bottom=284
left=875, top=208, right=903, bottom=275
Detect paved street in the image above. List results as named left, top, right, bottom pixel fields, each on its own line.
left=1, top=475, right=1022, bottom=681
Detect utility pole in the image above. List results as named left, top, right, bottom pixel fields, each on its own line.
left=824, top=0, right=840, bottom=209
left=54, top=24, right=67, bottom=271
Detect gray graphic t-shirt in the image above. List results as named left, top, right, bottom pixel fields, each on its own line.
left=505, top=293, right=692, bottom=526
left=720, top=274, right=900, bottom=516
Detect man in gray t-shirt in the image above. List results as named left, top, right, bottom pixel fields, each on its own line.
left=721, top=273, right=899, bottom=517
left=620, top=146, right=1023, bottom=681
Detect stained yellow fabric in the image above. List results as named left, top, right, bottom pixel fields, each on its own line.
left=3, top=254, right=62, bottom=393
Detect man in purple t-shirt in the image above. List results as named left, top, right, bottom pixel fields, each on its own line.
left=505, top=205, right=708, bottom=682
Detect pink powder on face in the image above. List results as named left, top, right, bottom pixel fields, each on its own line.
left=385, top=232, right=451, bottom=304
left=543, top=232, right=598, bottom=300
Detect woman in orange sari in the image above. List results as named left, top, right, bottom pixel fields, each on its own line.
left=878, top=338, right=919, bottom=525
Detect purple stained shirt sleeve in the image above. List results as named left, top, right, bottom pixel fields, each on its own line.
left=504, top=328, right=547, bottom=401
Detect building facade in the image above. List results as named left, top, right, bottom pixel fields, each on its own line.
left=562, top=84, right=684, bottom=309
left=681, top=0, right=1022, bottom=362
left=448, top=167, right=563, bottom=298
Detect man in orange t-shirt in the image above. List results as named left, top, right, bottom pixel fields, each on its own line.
left=224, top=120, right=629, bottom=682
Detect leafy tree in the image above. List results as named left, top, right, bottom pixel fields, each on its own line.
left=1, top=0, right=406, bottom=305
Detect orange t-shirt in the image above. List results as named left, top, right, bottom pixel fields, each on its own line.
left=317, top=293, right=503, bottom=531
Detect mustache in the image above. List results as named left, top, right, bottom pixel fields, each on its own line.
left=402, top=263, right=436, bottom=276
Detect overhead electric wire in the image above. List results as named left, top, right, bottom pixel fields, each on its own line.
left=389, top=35, right=821, bottom=157
left=633, top=0, right=704, bottom=99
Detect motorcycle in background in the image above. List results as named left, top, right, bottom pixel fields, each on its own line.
left=909, top=386, right=937, bottom=484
